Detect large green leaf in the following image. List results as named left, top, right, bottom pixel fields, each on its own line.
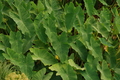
left=104, top=48, right=117, bottom=68
left=0, top=34, right=11, bottom=49
left=65, top=2, right=77, bottom=32
left=30, top=48, right=58, bottom=65
left=98, top=38, right=113, bottom=47
left=70, top=40, right=88, bottom=61
left=111, top=7, right=119, bottom=17
left=75, top=5, right=84, bottom=28
left=34, top=13, right=48, bottom=43
left=20, top=53, right=34, bottom=78
left=99, top=0, right=108, bottom=6
left=43, top=15, right=69, bottom=62
left=84, top=63, right=100, bottom=80
left=3, top=48, right=34, bottom=78
left=89, top=37, right=103, bottom=60
left=37, top=0, right=45, bottom=12
left=9, top=1, right=35, bottom=36
left=32, top=68, right=53, bottom=80
left=9, top=31, right=23, bottom=54
left=81, top=54, right=99, bottom=80
left=49, top=63, right=77, bottom=80
left=31, top=0, right=45, bottom=14
left=49, top=0, right=60, bottom=11
left=68, top=59, right=85, bottom=70
left=84, top=0, right=96, bottom=16
left=97, top=60, right=112, bottom=80
left=117, top=0, right=120, bottom=7
left=50, top=32, right=69, bottom=62
left=44, top=0, right=52, bottom=13
left=22, top=33, right=35, bottom=53
left=99, top=7, right=111, bottom=32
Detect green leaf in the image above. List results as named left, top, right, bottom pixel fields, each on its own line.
left=0, top=42, right=5, bottom=51
left=21, top=53, right=34, bottom=78
left=90, top=37, right=103, bottom=60
left=114, top=16, right=120, bottom=33
left=111, top=7, right=119, bottom=17
left=44, top=0, right=52, bottom=13
left=92, top=21, right=109, bottom=38
left=49, top=0, right=60, bottom=11
left=65, top=13, right=75, bottom=32
left=30, top=1, right=37, bottom=10
left=105, top=47, right=116, bottom=68
left=44, top=15, right=69, bottom=62
left=0, top=34, right=11, bottom=48
left=99, top=7, right=111, bottom=32
left=9, top=2, right=35, bottom=36
left=87, top=16, right=109, bottom=39
left=43, top=15, right=69, bottom=62
left=84, top=0, right=96, bottom=16
left=43, top=72, right=53, bottom=80
left=34, top=13, right=48, bottom=43
left=68, top=59, right=85, bottom=70
left=32, top=68, right=53, bottom=80
left=65, top=2, right=77, bottom=32
left=114, top=68, right=120, bottom=75
left=37, top=0, right=45, bottom=12
left=9, top=31, right=23, bottom=54
left=117, top=0, right=120, bottom=7
left=97, top=60, right=112, bottom=80
left=81, top=62, right=100, bottom=80
left=22, top=34, right=35, bottom=53
left=69, top=40, right=88, bottom=61
left=3, top=48, right=34, bottom=78
left=98, top=38, right=113, bottom=47
left=75, top=5, right=84, bottom=27
left=99, top=0, right=108, bottom=6
left=30, top=48, right=58, bottom=65
left=51, top=32, right=69, bottom=62
left=49, top=63, right=77, bottom=80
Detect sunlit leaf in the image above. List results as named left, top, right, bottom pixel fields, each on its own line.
left=32, top=68, right=53, bottom=80
left=97, top=60, right=112, bottom=80
left=84, top=0, right=96, bottom=16
left=117, top=0, right=120, bottom=7
left=30, top=48, right=58, bottom=65
left=49, top=63, right=77, bottom=80
left=70, top=40, right=88, bottom=61
left=9, top=1, right=35, bottom=36
left=68, top=59, right=85, bottom=70
left=98, top=38, right=113, bottom=47
left=81, top=62, right=100, bottom=80
left=9, top=31, right=23, bottom=54
left=99, top=0, right=108, bottom=6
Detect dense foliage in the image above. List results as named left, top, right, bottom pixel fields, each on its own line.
left=0, top=0, right=120, bottom=80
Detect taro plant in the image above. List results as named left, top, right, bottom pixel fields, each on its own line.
left=1, top=0, right=120, bottom=80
